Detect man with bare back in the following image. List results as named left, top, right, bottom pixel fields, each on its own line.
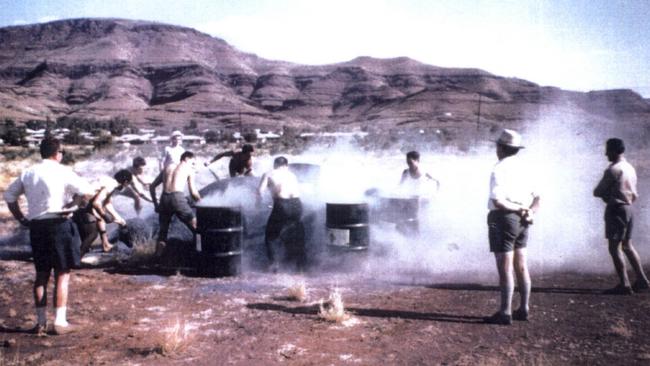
left=257, top=156, right=305, bottom=271
left=153, top=151, right=201, bottom=254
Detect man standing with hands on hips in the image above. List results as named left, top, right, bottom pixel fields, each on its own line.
left=4, top=138, right=94, bottom=336
left=484, top=129, right=541, bottom=325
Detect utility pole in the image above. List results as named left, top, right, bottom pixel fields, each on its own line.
left=239, top=108, right=242, bottom=137
left=476, top=93, right=482, bottom=132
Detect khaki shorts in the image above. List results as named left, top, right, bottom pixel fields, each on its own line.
left=487, top=210, right=529, bottom=253
left=605, top=204, right=633, bottom=241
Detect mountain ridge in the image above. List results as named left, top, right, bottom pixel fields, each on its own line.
left=0, top=18, right=648, bottom=136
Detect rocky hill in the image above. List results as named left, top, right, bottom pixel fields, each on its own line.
left=1, top=18, right=649, bottom=136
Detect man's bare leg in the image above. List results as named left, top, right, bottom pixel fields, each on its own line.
left=53, top=270, right=70, bottom=326
left=495, top=251, right=514, bottom=315
left=514, top=248, right=531, bottom=315
left=608, top=239, right=631, bottom=287
left=34, top=271, right=50, bottom=327
left=622, top=240, right=650, bottom=286
left=97, top=220, right=113, bottom=252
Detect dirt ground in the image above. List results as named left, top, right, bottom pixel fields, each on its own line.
left=1, top=242, right=650, bottom=366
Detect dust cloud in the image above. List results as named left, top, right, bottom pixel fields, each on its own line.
left=70, top=112, right=649, bottom=284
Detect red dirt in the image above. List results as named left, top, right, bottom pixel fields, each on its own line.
left=1, top=255, right=650, bottom=365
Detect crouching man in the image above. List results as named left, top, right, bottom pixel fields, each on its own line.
left=4, top=138, right=95, bottom=336
left=73, top=169, right=132, bottom=256
left=257, top=156, right=306, bottom=272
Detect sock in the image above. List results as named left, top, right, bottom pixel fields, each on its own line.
left=54, top=306, right=68, bottom=326
left=36, top=306, right=47, bottom=326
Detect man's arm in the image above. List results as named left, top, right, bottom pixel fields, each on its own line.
left=104, top=202, right=126, bottom=226
left=103, top=188, right=127, bottom=225
left=130, top=180, right=153, bottom=202
left=256, top=173, right=269, bottom=206
left=424, top=173, right=441, bottom=191
left=205, top=150, right=234, bottom=166
left=150, top=172, right=163, bottom=211
left=7, top=202, right=29, bottom=227
left=187, top=172, right=201, bottom=202
left=4, top=178, right=29, bottom=226
left=593, top=169, right=614, bottom=202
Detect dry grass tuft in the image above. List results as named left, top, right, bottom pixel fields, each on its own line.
left=154, top=318, right=194, bottom=356
left=287, top=281, right=308, bottom=302
left=318, top=288, right=350, bottom=323
left=608, top=318, right=633, bottom=338
left=128, top=239, right=157, bottom=263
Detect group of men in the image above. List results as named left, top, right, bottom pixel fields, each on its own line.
left=2, top=130, right=300, bottom=336
left=3, top=127, right=650, bottom=337
left=483, top=129, right=650, bottom=325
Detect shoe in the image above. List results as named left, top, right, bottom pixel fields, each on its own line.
left=603, top=285, right=634, bottom=295
left=632, top=280, right=650, bottom=293
left=53, top=323, right=77, bottom=335
left=512, top=308, right=529, bottom=321
left=483, top=312, right=512, bottom=325
left=30, top=324, right=48, bottom=337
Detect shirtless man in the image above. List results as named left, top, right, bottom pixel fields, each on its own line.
left=73, top=170, right=132, bottom=255
left=153, top=151, right=201, bottom=254
left=399, top=150, right=440, bottom=195
left=257, top=156, right=305, bottom=271
left=121, top=156, right=152, bottom=215
left=206, top=144, right=254, bottom=177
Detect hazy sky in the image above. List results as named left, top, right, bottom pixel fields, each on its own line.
left=2, top=0, right=649, bottom=96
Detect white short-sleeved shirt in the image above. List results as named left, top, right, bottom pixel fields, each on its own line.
left=400, top=170, right=439, bottom=198
left=488, top=155, right=538, bottom=210
left=4, top=160, right=94, bottom=220
left=161, top=145, right=185, bottom=169
left=593, top=157, right=638, bottom=205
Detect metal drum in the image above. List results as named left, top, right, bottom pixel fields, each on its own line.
left=326, top=203, right=369, bottom=251
left=195, top=205, right=242, bottom=277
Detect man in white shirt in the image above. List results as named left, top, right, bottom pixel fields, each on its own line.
left=484, top=129, right=540, bottom=325
left=160, top=130, right=185, bottom=170
left=257, top=156, right=305, bottom=271
left=4, top=138, right=94, bottom=336
left=150, top=131, right=187, bottom=206
left=399, top=150, right=440, bottom=196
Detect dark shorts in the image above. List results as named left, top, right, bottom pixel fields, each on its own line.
left=605, top=204, right=633, bottom=241
left=487, top=210, right=529, bottom=253
left=160, top=192, right=195, bottom=223
left=72, top=210, right=99, bottom=256
left=29, top=218, right=81, bottom=272
left=265, top=198, right=305, bottom=264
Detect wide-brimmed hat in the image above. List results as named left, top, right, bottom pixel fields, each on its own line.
left=171, top=130, right=183, bottom=138
left=495, top=129, right=524, bottom=148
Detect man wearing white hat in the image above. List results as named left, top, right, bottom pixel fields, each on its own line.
left=485, top=129, right=541, bottom=325
left=160, top=130, right=185, bottom=170
left=151, top=131, right=187, bottom=208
